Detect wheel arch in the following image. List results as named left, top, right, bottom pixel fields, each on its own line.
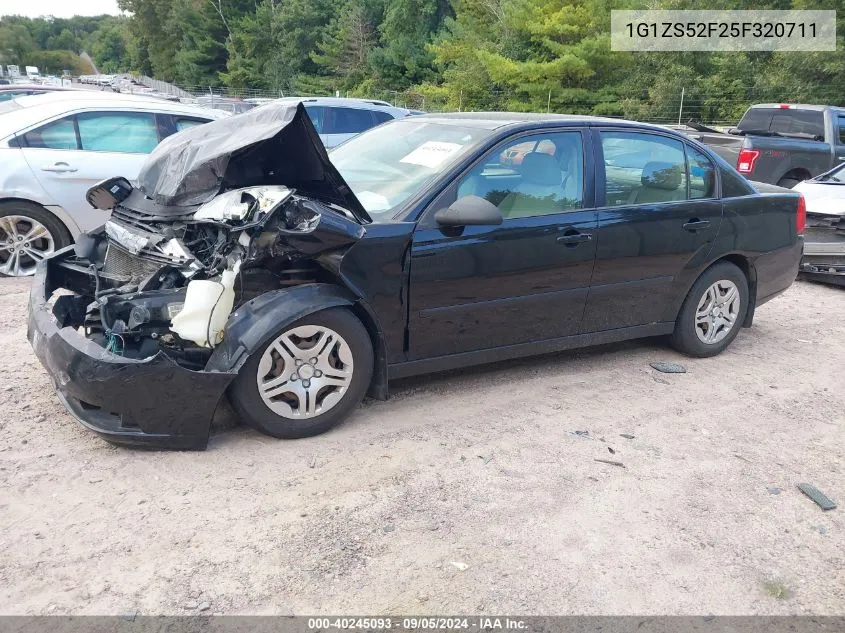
left=206, top=282, right=389, bottom=400
left=777, top=167, right=812, bottom=187
left=0, top=197, right=78, bottom=241
left=705, top=253, right=757, bottom=327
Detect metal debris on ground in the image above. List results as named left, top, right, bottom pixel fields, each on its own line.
left=797, top=483, right=837, bottom=511
left=766, top=487, right=782, bottom=495
left=594, top=458, right=625, bottom=468
left=650, top=362, right=687, bottom=374
left=620, top=434, right=635, bottom=440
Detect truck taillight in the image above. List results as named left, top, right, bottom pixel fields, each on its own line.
left=736, top=149, right=760, bottom=174
left=796, top=194, right=806, bottom=234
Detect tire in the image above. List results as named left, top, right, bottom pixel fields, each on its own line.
left=229, top=307, right=374, bottom=439
left=0, top=201, right=71, bottom=277
left=776, top=176, right=801, bottom=189
left=670, top=261, right=749, bottom=358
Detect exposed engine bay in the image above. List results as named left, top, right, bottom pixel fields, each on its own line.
left=53, top=178, right=364, bottom=370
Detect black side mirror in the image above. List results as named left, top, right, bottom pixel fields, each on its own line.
left=434, top=195, right=504, bottom=227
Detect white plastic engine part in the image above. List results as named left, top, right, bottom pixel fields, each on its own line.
left=169, top=264, right=239, bottom=348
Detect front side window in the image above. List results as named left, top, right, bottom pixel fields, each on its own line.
left=22, top=117, right=78, bottom=149
left=601, top=132, right=687, bottom=206
left=838, top=115, right=845, bottom=144
left=455, top=132, right=584, bottom=219
left=77, top=111, right=159, bottom=153
left=327, top=107, right=376, bottom=134
left=687, top=145, right=716, bottom=199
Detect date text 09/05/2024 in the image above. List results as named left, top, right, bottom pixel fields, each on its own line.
left=625, top=21, right=818, bottom=39
left=307, top=618, right=528, bottom=630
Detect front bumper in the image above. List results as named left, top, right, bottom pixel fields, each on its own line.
left=27, top=251, right=238, bottom=450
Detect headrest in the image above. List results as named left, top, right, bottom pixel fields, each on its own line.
left=521, top=152, right=561, bottom=186
left=641, top=161, right=682, bottom=190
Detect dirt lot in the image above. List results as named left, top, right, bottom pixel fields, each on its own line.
left=0, top=277, right=842, bottom=615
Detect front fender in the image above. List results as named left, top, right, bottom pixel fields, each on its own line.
left=205, top=283, right=390, bottom=400
left=206, top=283, right=356, bottom=372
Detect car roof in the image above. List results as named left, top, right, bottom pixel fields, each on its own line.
left=0, top=91, right=226, bottom=137
left=749, top=103, right=841, bottom=112
left=409, top=111, right=673, bottom=132
left=272, top=96, right=407, bottom=112
left=0, top=84, right=77, bottom=92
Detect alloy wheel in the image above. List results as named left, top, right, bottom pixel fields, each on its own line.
left=0, top=215, right=55, bottom=277
left=694, top=279, right=741, bottom=344
left=256, top=324, right=354, bottom=419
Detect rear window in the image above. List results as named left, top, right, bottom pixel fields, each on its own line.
left=738, top=107, right=824, bottom=138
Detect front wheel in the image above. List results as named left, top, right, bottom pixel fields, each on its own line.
left=0, top=201, right=71, bottom=277
left=670, top=262, right=749, bottom=358
left=229, top=307, right=374, bottom=439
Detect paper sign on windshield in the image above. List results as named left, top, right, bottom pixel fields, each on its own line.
left=400, top=141, right=464, bottom=169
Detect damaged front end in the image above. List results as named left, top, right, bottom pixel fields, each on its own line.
left=27, top=102, right=368, bottom=449
left=800, top=212, right=845, bottom=288
left=28, top=184, right=364, bottom=448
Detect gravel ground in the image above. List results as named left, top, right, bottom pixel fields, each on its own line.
left=0, top=277, right=842, bottom=615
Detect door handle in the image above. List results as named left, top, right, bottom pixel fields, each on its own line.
left=682, top=219, right=711, bottom=232
left=41, top=162, right=78, bottom=173
left=556, top=232, right=592, bottom=246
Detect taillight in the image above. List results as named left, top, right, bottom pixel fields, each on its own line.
left=796, top=194, right=806, bottom=234
left=736, top=149, right=760, bottom=174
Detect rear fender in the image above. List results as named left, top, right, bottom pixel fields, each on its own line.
left=206, top=282, right=389, bottom=399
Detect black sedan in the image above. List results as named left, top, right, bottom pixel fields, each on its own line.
left=28, top=104, right=804, bottom=449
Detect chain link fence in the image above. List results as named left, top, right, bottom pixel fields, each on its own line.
left=123, top=75, right=844, bottom=128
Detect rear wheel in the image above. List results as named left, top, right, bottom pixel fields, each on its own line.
left=229, top=308, right=373, bottom=439
left=0, top=201, right=71, bottom=277
left=670, top=262, right=749, bottom=358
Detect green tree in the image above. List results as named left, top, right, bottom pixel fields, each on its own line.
left=312, top=1, right=377, bottom=89
left=0, top=22, right=36, bottom=65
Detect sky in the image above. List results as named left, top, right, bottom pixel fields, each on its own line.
left=1, top=0, right=121, bottom=18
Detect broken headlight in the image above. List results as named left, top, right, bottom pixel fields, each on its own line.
left=194, top=186, right=293, bottom=222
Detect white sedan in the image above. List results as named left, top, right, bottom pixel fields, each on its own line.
left=0, top=92, right=227, bottom=276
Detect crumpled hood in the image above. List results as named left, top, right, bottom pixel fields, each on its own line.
left=136, top=102, right=371, bottom=223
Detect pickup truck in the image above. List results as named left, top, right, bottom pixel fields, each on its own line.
left=683, top=104, right=845, bottom=188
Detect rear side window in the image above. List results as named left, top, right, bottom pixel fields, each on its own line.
left=326, top=107, right=376, bottom=134
left=600, top=131, right=687, bottom=206
left=838, top=114, right=845, bottom=144
left=174, top=117, right=209, bottom=133
left=22, top=117, right=78, bottom=149
left=721, top=167, right=755, bottom=198
left=371, top=110, right=394, bottom=125
left=304, top=105, right=326, bottom=133
left=687, top=145, right=716, bottom=199
left=77, top=112, right=159, bottom=153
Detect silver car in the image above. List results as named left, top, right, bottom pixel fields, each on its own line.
left=272, top=97, right=414, bottom=148
left=0, top=91, right=226, bottom=276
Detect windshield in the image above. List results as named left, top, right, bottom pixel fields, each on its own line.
left=816, top=162, right=845, bottom=183
left=329, top=119, right=495, bottom=220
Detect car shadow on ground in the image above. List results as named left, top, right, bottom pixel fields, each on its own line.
left=210, top=335, right=674, bottom=445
